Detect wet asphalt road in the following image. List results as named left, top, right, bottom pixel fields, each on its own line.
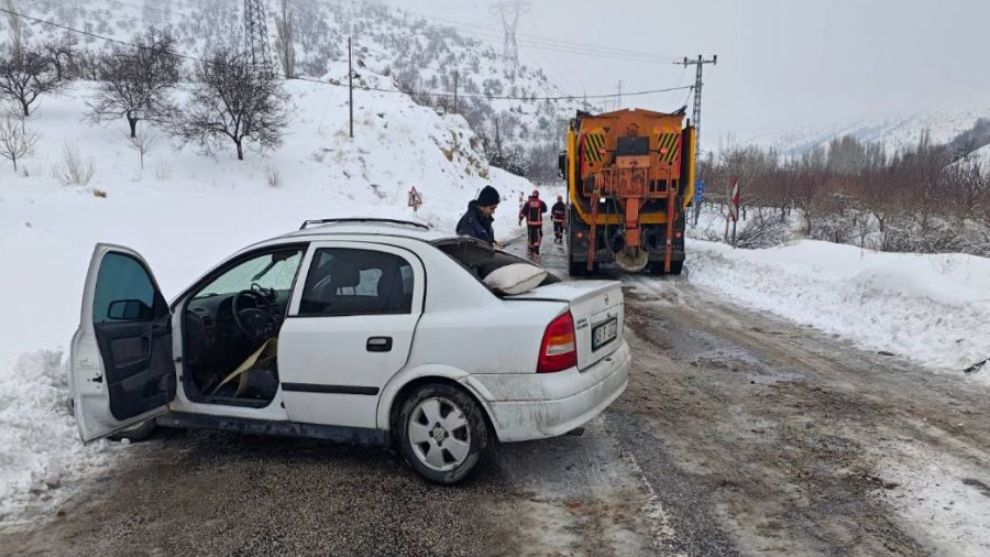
left=3, top=229, right=989, bottom=556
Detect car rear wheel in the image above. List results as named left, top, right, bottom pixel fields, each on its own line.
left=398, top=384, right=491, bottom=485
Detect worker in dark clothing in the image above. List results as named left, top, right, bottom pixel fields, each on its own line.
left=551, top=195, right=567, bottom=244
left=456, top=185, right=500, bottom=246
left=519, top=190, right=548, bottom=254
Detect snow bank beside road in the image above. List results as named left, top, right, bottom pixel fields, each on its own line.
left=0, top=351, right=124, bottom=524
left=687, top=239, right=990, bottom=380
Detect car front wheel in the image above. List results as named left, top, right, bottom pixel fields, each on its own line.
left=398, top=384, right=491, bottom=485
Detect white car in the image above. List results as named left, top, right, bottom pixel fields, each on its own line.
left=71, top=218, right=630, bottom=484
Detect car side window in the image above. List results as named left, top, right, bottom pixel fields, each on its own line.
left=93, top=252, right=163, bottom=323
left=299, top=248, right=414, bottom=317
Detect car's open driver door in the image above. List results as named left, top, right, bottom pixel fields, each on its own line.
left=70, top=243, right=176, bottom=442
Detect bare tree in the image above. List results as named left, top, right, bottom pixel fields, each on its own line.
left=179, top=49, right=288, bottom=161
left=275, top=0, right=296, bottom=78
left=0, top=48, right=62, bottom=117
left=43, top=36, right=78, bottom=82
left=88, top=30, right=179, bottom=138
left=0, top=115, right=37, bottom=173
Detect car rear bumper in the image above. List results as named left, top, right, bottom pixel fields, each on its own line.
left=463, top=340, right=630, bottom=442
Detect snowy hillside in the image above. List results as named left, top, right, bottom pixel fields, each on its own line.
left=6, top=0, right=594, bottom=178
left=0, top=75, right=533, bottom=521
left=748, top=105, right=990, bottom=158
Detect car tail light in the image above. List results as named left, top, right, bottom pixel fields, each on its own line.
left=537, top=312, right=577, bottom=373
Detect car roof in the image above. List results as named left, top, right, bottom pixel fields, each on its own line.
left=271, top=219, right=452, bottom=244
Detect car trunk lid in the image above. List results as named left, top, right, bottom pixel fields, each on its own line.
left=507, top=281, right=624, bottom=371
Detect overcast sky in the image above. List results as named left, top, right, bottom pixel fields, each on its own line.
left=381, top=0, right=990, bottom=142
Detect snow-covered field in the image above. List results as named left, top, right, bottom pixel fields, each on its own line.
left=687, top=238, right=990, bottom=381
left=0, top=77, right=532, bottom=522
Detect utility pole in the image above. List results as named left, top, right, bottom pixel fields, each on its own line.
left=243, top=0, right=273, bottom=76
left=681, top=54, right=717, bottom=225
left=616, top=80, right=622, bottom=111
left=490, top=1, right=530, bottom=72
left=453, top=70, right=459, bottom=113
left=348, top=36, right=353, bottom=139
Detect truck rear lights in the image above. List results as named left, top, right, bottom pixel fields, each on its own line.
left=537, top=312, right=577, bottom=373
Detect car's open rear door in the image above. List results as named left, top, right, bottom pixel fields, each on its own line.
left=70, top=243, right=175, bottom=442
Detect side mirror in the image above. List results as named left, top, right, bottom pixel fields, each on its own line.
left=107, top=299, right=154, bottom=321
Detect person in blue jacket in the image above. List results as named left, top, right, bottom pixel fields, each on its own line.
left=456, top=185, right=500, bottom=246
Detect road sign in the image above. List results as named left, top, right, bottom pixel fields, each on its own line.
left=408, top=186, right=423, bottom=212
left=694, top=179, right=705, bottom=204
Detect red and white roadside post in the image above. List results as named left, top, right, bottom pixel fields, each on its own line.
left=729, top=179, right=740, bottom=247
left=408, top=186, right=423, bottom=212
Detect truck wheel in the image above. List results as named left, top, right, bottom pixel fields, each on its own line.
left=398, top=383, right=492, bottom=485
left=649, top=261, right=684, bottom=276
left=569, top=261, right=587, bottom=277
left=108, top=419, right=157, bottom=442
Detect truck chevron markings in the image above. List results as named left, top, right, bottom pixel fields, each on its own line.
left=584, top=133, right=606, bottom=163
left=657, top=132, right=681, bottom=164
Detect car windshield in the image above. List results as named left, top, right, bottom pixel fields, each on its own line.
left=432, top=238, right=560, bottom=293
left=194, top=251, right=303, bottom=299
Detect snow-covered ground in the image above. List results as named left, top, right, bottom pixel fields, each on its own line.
left=876, top=440, right=990, bottom=557
left=0, top=77, right=532, bottom=522
left=687, top=238, right=990, bottom=381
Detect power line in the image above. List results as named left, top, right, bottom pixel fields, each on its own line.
left=390, top=5, right=679, bottom=62
left=0, top=5, right=692, bottom=104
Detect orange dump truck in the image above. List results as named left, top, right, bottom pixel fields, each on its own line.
left=559, top=109, right=696, bottom=275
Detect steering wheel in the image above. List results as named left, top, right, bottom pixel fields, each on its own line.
left=231, top=286, right=278, bottom=343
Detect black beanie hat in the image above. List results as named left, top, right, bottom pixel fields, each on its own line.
left=477, top=185, right=500, bottom=207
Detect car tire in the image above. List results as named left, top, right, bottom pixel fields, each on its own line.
left=397, top=383, right=492, bottom=485
left=108, top=419, right=157, bottom=442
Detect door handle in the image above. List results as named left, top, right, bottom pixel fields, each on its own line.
left=367, top=337, right=393, bottom=352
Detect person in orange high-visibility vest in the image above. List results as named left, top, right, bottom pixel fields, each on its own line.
left=519, top=190, right=547, bottom=254
left=550, top=195, right=566, bottom=244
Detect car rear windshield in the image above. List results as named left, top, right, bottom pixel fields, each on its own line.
left=432, top=238, right=560, bottom=293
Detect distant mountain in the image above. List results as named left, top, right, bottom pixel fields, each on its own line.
left=747, top=106, right=990, bottom=159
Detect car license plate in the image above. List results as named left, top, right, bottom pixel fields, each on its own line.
left=592, top=318, right=618, bottom=351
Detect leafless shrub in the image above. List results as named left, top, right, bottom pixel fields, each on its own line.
left=153, top=156, right=171, bottom=181
left=0, top=115, right=37, bottom=173
left=734, top=209, right=791, bottom=249
left=266, top=167, right=281, bottom=188
left=126, top=131, right=159, bottom=170
left=52, top=143, right=95, bottom=186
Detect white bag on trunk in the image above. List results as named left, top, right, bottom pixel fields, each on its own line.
left=483, top=263, right=548, bottom=295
